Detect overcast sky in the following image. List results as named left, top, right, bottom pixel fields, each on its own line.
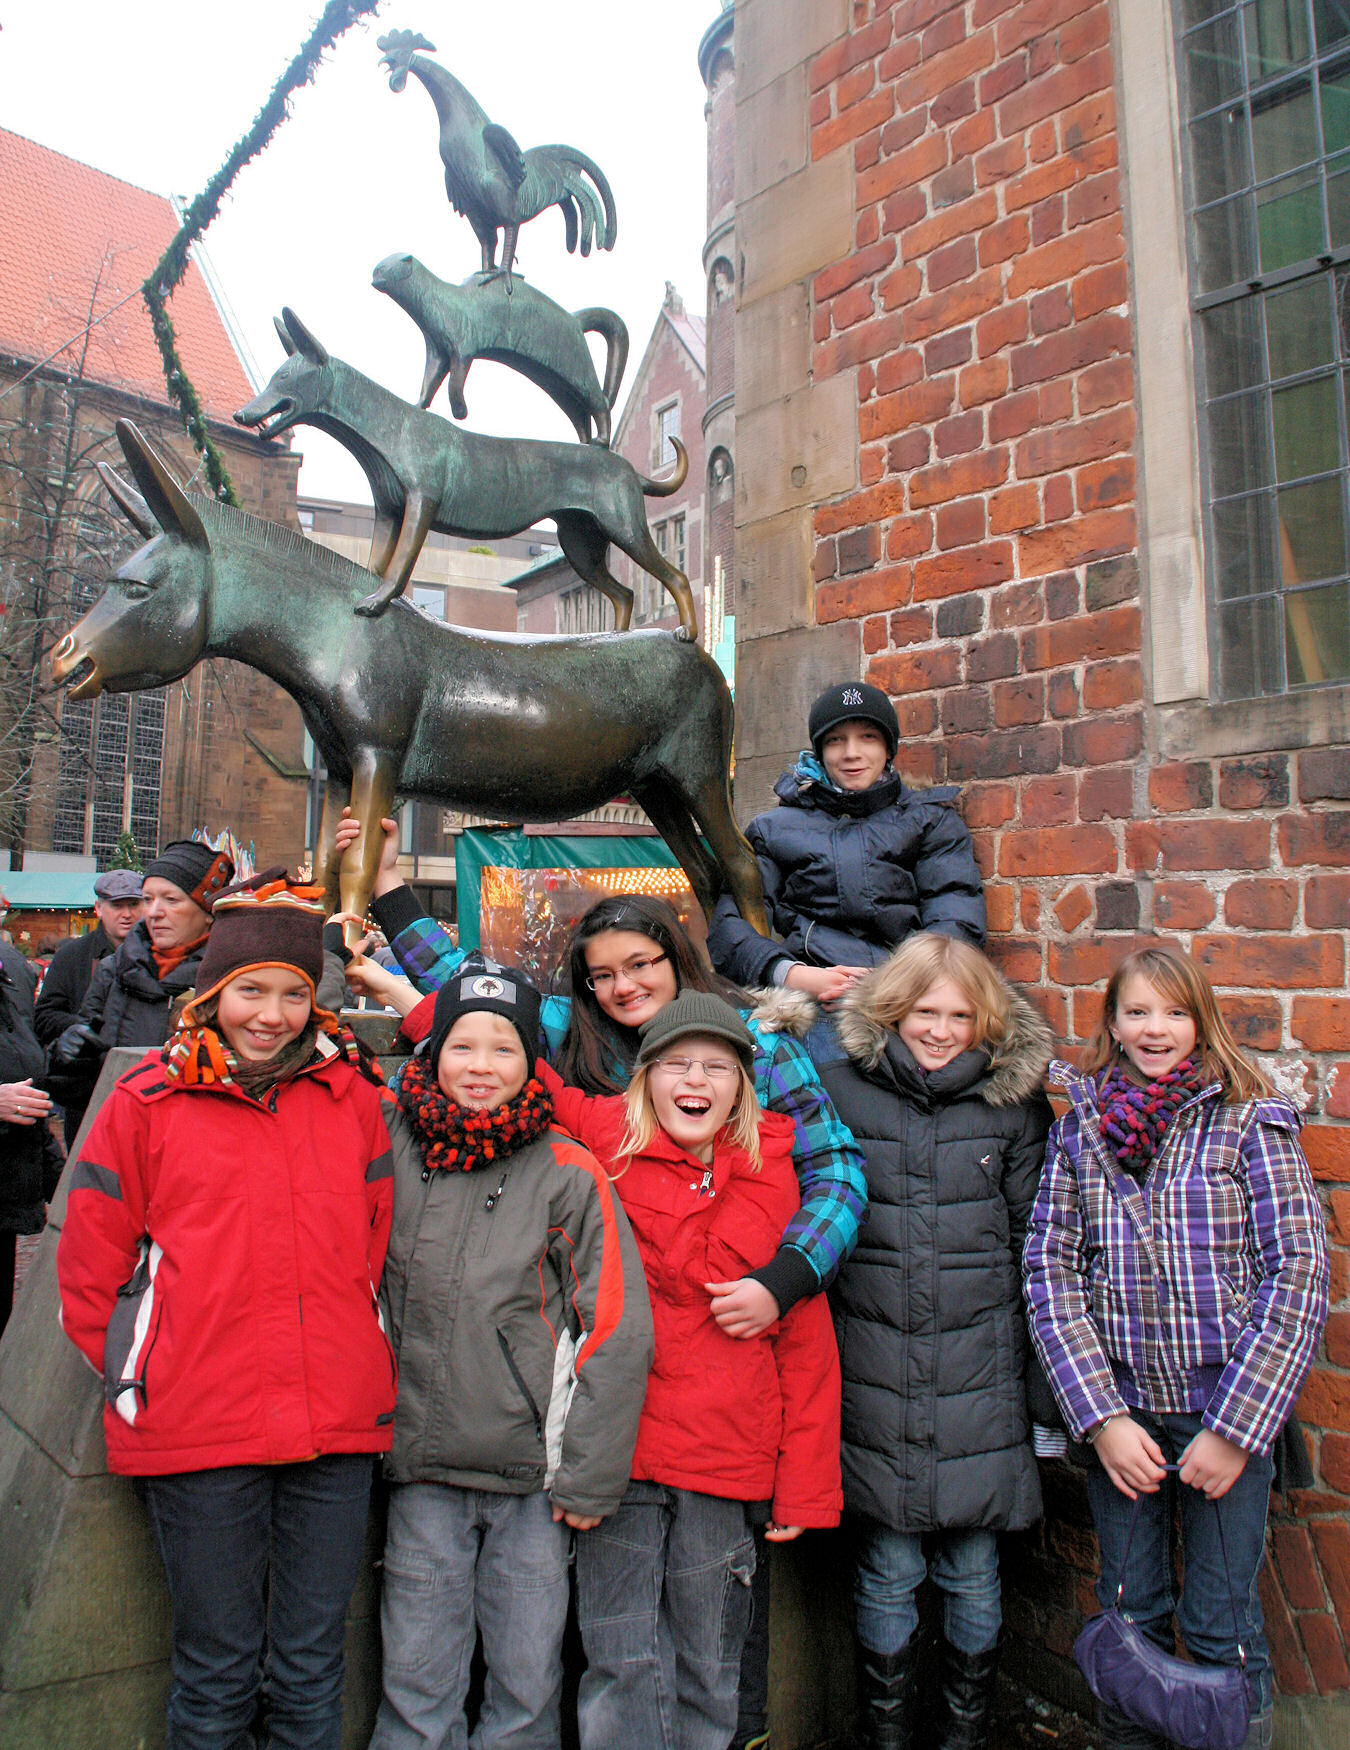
left=1, top=0, right=718, bottom=499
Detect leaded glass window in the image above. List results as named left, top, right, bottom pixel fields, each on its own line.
left=1177, top=0, right=1350, bottom=694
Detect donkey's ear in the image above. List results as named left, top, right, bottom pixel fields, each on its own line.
left=96, top=462, right=156, bottom=538
left=281, top=307, right=329, bottom=367
left=114, top=421, right=208, bottom=551
left=274, top=315, right=297, bottom=357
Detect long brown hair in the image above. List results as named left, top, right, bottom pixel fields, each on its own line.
left=1083, top=944, right=1272, bottom=1102
left=554, top=896, right=746, bottom=1094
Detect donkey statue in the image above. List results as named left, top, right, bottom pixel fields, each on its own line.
left=236, top=309, right=694, bottom=631
left=50, top=422, right=767, bottom=941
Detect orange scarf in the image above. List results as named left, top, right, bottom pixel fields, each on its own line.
left=153, top=930, right=209, bottom=982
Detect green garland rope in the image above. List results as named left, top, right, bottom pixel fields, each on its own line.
left=142, top=0, right=382, bottom=503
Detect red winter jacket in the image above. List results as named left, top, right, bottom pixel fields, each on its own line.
left=546, top=1071, right=842, bottom=1530
left=57, top=1044, right=397, bottom=1476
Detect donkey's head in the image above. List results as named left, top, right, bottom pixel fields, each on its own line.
left=234, top=308, right=333, bottom=439
left=50, top=421, right=212, bottom=699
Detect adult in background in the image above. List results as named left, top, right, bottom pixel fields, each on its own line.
left=1, top=937, right=61, bottom=1336
left=35, top=869, right=145, bottom=1145
left=49, top=840, right=235, bottom=1115
left=706, top=681, right=986, bottom=1006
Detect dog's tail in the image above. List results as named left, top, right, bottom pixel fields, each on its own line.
left=576, top=307, right=630, bottom=411
left=641, top=437, right=688, bottom=498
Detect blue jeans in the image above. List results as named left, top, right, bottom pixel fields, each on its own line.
left=370, top=1484, right=569, bottom=1750
left=140, top=1455, right=374, bottom=1750
left=852, top=1522, right=1002, bottom=1658
left=1087, top=1409, right=1274, bottom=1745
left=575, top=1481, right=756, bottom=1750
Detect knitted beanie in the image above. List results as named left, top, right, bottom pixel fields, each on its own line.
left=426, top=954, right=543, bottom=1070
left=144, top=839, right=235, bottom=909
left=635, top=990, right=754, bottom=1070
left=187, top=872, right=326, bottom=1010
left=807, top=680, right=899, bottom=759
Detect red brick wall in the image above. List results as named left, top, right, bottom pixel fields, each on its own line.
left=806, top=0, right=1349, bottom=1702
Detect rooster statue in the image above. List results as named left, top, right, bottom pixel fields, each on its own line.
left=379, top=30, right=618, bottom=291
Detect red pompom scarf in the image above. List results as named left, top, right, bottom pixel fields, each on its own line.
left=397, top=1053, right=553, bottom=1174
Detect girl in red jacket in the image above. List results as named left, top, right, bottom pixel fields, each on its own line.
left=545, top=990, right=842, bottom=1750
left=58, top=876, right=396, bottom=1750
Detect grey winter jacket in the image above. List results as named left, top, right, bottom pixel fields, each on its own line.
left=819, top=969, right=1053, bottom=1533
left=381, top=1108, right=654, bottom=1519
left=707, top=763, right=986, bottom=989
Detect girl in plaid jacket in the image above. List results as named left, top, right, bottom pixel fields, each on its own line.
left=1023, top=945, right=1328, bottom=1750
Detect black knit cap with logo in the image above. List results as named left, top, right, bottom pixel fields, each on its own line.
left=426, top=954, right=543, bottom=1069
left=807, top=681, right=899, bottom=760
left=635, top=990, right=755, bottom=1071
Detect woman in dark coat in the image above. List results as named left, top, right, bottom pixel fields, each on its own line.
left=817, top=934, right=1054, bottom=1750
left=1, top=939, right=62, bottom=1335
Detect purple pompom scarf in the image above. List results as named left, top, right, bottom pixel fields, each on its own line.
left=1097, top=1057, right=1208, bottom=1179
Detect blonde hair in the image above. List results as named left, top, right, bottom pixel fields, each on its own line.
left=1083, top=944, right=1272, bottom=1103
left=619, top=1051, right=763, bottom=1173
left=869, top=933, right=1011, bottom=1058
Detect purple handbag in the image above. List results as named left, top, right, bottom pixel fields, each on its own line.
left=1074, top=1466, right=1254, bottom=1750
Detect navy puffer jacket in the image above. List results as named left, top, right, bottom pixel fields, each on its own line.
left=707, top=759, right=986, bottom=989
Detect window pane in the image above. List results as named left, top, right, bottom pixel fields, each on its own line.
left=1285, top=579, right=1350, bottom=676
left=1244, top=0, right=1312, bottom=77
left=1182, top=0, right=1237, bottom=24
left=1321, top=54, right=1350, bottom=149
left=1257, top=165, right=1325, bottom=265
left=1186, top=12, right=1247, bottom=107
left=1195, top=192, right=1259, bottom=287
left=1272, top=373, right=1340, bottom=475
left=1212, top=491, right=1282, bottom=594
left=1251, top=81, right=1318, bottom=176
left=1190, top=106, right=1253, bottom=202
left=1202, top=297, right=1266, bottom=396
left=1265, top=275, right=1335, bottom=375
left=1277, top=474, right=1347, bottom=577
left=1217, top=593, right=1285, bottom=693
left=1314, top=0, right=1350, bottom=50
left=1208, top=387, right=1274, bottom=496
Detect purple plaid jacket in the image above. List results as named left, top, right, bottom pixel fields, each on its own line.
left=1023, top=1062, right=1328, bottom=1456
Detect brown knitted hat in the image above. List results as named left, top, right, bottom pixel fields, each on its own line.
left=184, top=872, right=327, bottom=1015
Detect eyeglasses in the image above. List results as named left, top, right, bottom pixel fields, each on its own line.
left=585, top=952, right=669, bottom=992
left=649, top=1054, right=740, bottom=1082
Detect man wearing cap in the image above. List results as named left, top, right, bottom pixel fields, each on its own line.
left=48, top=840, right=236, bottom=1122
left=706, top=680, right=985, bottom=1000
left=36, top=869, right=147, bottom=1144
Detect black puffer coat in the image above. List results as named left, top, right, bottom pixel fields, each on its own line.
left=707, top=763, right=986, bottom=989
left=77, top=920, right=206, bottom=1052
left=820, top=969, right=1053, bottom=1533
left=1, top=943, right=63, bottom=1235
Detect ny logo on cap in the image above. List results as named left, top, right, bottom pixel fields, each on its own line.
left=842, top=687, right=864, bottom=706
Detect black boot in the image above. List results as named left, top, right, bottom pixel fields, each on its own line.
left=857, top=1640, right=919, bottom=1750
left=936, top=1638, right=1000, bottom=1749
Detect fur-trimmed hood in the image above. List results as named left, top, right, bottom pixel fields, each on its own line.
left=832, top=963, right=1053, bottom=1108
left=744, top=984, right=819, bottom=1040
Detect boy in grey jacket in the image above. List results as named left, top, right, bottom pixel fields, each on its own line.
left=371, top=957, right=654, bottom=1750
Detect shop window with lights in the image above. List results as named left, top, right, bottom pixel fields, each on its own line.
left=1177, top=0, right=1350, bottom=695
left=479, top=866, right=700, bottom=990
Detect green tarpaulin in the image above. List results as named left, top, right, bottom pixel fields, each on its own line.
left=455, top=828, right=680, bottom=949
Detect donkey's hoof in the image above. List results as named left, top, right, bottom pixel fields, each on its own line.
left=675, top=625, right=694, bottom=643
left=355, top=592, right=391, bottom=618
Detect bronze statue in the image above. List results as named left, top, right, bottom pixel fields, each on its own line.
left=236, top=310, right=697, bottom=632
left=50, top=421, right=767, bottom=942
left=379, top=29, right=617, bottom=291
left=373, top=254, right=628, bottom=444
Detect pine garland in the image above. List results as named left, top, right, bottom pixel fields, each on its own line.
left=142, top=0, right=382, bottom=503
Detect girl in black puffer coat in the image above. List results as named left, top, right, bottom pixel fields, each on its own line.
left=817, top=934, right=1054, bottom=1750
left=1, top=941, right=63, bottom=1335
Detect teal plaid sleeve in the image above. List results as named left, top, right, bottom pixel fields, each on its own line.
left=388, top=917, right=571, bottom=1053
left=746, top=1017, right=867, bottom=1292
